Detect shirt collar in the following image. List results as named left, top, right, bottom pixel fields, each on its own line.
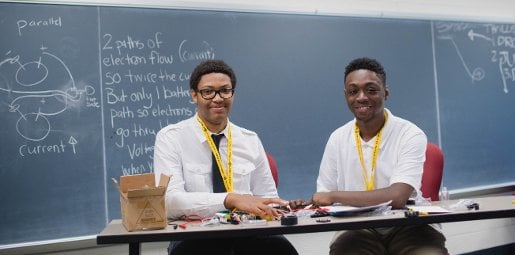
left=356, top=108, right=392, bottom=149
left=192, top=113, right=231, bottom=143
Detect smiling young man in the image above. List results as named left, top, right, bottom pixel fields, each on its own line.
left=153, top=60, right=297, bottom=255
left=291, top=57, right=447, bottom=255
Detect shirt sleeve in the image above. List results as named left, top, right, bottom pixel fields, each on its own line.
left=317, top=131, right=340, bottom=192
left=249, top=136, right=279, bottom=198
left=153, top=127, right=227, bottom=219
left=389, top=128, right=427, bottom=194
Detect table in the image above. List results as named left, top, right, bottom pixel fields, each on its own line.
left=97, top=195, right=515, bottom=255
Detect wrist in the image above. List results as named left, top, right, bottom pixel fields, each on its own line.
left=328, top=191, right=338, bottom=204
left=223, top=193, right=236, bottom=210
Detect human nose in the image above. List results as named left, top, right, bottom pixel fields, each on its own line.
left=356, top=89, right=368, bottom=100
left=212, top=91, right=224, bottom=101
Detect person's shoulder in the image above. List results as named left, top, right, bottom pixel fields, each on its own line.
left=231, top=122, right=258, bottom=137
left=157, top=117, right=193, bottom=136
left=324, top=120, right=354, bottom=145
left=331, top=119, right=354, bottom=135
left=387, top=111, right=425, bottom=137
left=390, top=114, right=423, bottom=131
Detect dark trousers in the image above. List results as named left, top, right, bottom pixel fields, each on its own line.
left=330, top=225, right=448, bottom=255
left=168, top=235, right=298, bottom=255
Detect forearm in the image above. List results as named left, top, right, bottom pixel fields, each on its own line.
left=166, top=191, right=227, bottom=219
left=315, top=183, right=413, bottom=209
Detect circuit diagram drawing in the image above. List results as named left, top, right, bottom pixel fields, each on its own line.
left=435, top=22, right=514, bottom=94
left=0, top=47, right=97, bottom=142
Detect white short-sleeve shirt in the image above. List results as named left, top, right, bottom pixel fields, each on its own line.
left=317, top=108, right=427, bottom=196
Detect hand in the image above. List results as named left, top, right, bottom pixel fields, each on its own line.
left=311, top=192, right=334, bottom=206
left=289, top=198, right=312, bottom=210
left=224, top=193, right=288, bottom=219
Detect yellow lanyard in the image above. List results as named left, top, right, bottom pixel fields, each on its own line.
left=354, top=112, right=388, bottom=191
left=197, top=115, right=233, bottom=192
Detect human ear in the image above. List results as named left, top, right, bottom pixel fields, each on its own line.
left=384, top=86, right=389, bottom=100
left=191, top=89, right=198, bottom=104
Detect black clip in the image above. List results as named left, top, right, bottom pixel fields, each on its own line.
left=404, top=210, right=419, bottom=217
left=467, top=203, right=479, bottom=210
left=310, top=209, right=330, bottom=218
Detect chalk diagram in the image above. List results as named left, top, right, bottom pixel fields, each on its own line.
left=0, top=48, right=95, bottom=142
left=436, top=33, right=487, bottom=85
left=436, top=23, right=512, bottom=94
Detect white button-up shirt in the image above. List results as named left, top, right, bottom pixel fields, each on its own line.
left=154, top=115, right=278, bottom=219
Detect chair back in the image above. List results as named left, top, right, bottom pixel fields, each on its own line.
left=266, top=152, right=279, bottom=187
left=421, top=143, right=444, bottom=201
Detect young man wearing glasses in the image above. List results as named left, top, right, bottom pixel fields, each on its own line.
left=153, top=59, right=297, bottom=255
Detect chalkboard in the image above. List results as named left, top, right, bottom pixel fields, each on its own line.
left=433, top=22, right=515, bottom=188
left=0, top=2, right=514, bottom=246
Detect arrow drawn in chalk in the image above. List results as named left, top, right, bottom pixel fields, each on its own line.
left=68, top=136, right=77, bottom=154
left=467, top=29, right=495, bottom=46
left=497, top=60, right=509, bottom=93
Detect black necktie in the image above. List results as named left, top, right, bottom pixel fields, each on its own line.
left=211, top=134, right=226, bottom=193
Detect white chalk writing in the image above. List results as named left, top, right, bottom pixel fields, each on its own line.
left=436, top=21, right=515, bottom=93
left=17, top=17, right=62, bottom=36
left=101, top=31, right=212, bottom=174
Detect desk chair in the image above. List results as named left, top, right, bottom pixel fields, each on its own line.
left=421, top=142, right=444, bottom=201
left=266, top=152, right=279, bottom=187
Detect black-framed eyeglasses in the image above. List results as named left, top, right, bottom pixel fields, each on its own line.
left=196, top=88, right=234, bottom=100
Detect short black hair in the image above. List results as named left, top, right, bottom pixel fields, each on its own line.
left=344, top=57, right=386, bottom=85
left=189, top=59, right=237, bottom=91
